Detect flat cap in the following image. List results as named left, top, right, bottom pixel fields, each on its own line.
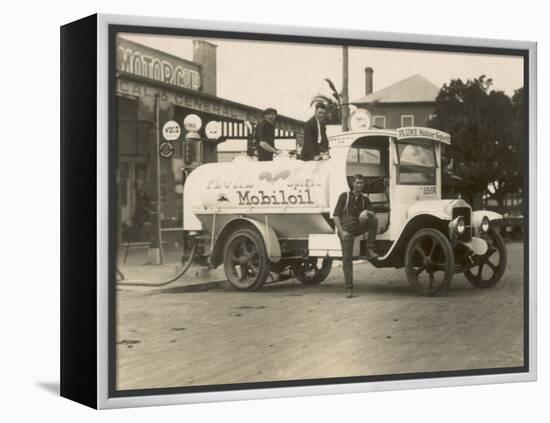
left=263, top=107, right=278, bottom=115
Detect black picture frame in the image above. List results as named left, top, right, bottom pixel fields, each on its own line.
left=61, top=13, right=537, bottom=409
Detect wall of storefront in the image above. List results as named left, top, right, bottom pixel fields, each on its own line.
left=116, top=84, right=303, bottom=244
left=115, top=36, right=303, bottom=245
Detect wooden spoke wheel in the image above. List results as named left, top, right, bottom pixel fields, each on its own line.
left=223, top=228, right=269, bottom=291
left=464, top=228, right=507, bottom=288
left=292, top=258, right=333, bottom=285
left=405, top=228, right=454, bottom=295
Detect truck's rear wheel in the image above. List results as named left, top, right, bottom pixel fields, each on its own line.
left=223, top=228, right=269, bottom=291
left=292, top=258, right=333, bottom=285
left=405, top=228, right=454, bottom=295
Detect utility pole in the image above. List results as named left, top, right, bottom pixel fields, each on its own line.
left=341, top=45, right=350, bottom=131
left=147, top=94, right=164, bottom=264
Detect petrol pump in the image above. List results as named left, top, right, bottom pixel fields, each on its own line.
left=179, top=114, right=228, bottom=264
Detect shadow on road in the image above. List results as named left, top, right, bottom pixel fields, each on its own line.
left=154, top=273, right=507, bottom=299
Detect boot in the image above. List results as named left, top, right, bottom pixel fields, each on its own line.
left=346, top=287, right=354, bottom=298
left=365, top=246, right=379, bottom=261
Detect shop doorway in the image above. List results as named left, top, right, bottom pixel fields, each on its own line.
left=118, top=156, right=150, bottom=243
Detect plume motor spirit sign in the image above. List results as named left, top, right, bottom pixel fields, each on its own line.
left=117, top=37, right=202, bottom=91
left=397, top=127, right=451, bottom=145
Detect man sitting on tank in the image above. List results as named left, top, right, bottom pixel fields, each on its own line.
left=301, top=103, right=329, bottom=161
left=333, top=174, right=379, bottom=298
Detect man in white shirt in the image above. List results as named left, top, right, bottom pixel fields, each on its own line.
left=301, top=103, right=329, bottom=161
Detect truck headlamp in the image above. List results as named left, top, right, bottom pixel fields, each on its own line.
left=481, top=216, right=490, bottom=233
left=450, top=216, right=466, bottom=235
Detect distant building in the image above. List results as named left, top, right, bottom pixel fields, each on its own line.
left=352, top=68, right=439, bottom=129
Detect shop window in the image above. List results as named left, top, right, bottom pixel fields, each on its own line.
left=118, top=162, right=129, bottom=207
left=118, top=121, right=137, bottom=155
left=136, top=121, right=153, bottom=155
left=117, top=96, right=153, bottom=155
left=118, top=96, right=138, bottom=119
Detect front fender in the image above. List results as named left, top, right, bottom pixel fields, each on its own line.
left=407, top=198, right=469, bottom=221
left=375, top=213, right=450, bottom=267
left=472, top=210, right=503, bottom=228
left=408, top=210, right=450, bottom=221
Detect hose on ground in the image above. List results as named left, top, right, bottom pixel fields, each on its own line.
left=116, top=238, right=197, bottom=287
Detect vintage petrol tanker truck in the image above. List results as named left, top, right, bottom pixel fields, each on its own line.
left=183, top=126, right=507, bottom=295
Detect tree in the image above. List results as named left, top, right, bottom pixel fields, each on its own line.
left=311, top=46, right=350, bottom=128
left=310, top=78, right=342, bottom=125
left=430, top=76, right=524, bottom=207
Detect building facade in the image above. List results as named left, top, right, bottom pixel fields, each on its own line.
left=115, top=37, right=304, bottom=243
left=353, top=69, right=439, bottom=129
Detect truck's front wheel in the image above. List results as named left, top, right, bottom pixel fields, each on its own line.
left=223, top=228, right=270, bottom=291
left=404, top=228, right=454, bottom=295
left=464, top=228, right=507, bottom=288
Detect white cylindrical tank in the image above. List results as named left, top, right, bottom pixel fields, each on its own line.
left=183, top=155, right=335, bottom=231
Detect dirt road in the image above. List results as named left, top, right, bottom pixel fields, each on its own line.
left=116, top=241, right=525, bottom=390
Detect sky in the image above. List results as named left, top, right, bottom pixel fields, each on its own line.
left=123, top=33, right=524, bottom=121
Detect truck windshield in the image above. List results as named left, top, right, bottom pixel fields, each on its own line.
left=396, top=139, right=436, bottom=185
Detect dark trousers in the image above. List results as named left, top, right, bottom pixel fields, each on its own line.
left=338, top=215, right=378, bottom=289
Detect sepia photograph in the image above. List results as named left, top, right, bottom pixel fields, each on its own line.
left=111, top=27, right=528, bottom=395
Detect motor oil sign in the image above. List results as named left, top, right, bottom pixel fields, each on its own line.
left=162, top=121, right=181, bottom=141
left=203, top=162, right=328, bottom=209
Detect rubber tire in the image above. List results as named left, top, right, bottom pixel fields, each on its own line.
left=292, top=258, right=333, bottom=285
left=404, top=228, right=455, bottom=296
left=223, top=228, right=270, bottom=291
left=464, top=228, right=507, bottom=288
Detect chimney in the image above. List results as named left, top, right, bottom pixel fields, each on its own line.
left=193, top=40, right=217, bottom=96
left=365, top=67, right=374, bottom=95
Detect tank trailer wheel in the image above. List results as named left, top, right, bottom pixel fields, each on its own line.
left=292, top=258, right=333, bottom=285
left=405, top=228, right=454, bottom=295
left=223, top=228, right=270, bottom=291
left=464, top=228, right=507, bottom=288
